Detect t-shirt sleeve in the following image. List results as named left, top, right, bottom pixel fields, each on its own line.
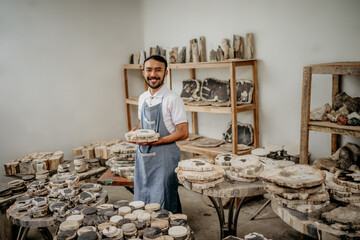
left=170, top=96, right=187, bottom=125
left=138, top=94, right=145, bottom=120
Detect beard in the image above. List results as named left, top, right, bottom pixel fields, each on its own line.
left=145, top=76, right=165, bottom=89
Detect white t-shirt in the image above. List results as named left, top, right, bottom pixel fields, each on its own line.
left=138, top=84, right=187, bottom=133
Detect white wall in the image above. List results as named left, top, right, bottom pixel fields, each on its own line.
left=142, top=0, right=360, bottom=161
left=0, top=0, right=143, bottom=163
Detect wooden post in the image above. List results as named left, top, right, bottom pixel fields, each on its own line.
left=252, top=60, right=259, bottom=148
left=300, top=66, right=312, bottom=164
left=123, top=67, right=131, bottom=131
left=190, top=68, right=198, bottom=134
left=331, top=74, right=341, bottom=154
left=230, top=62, right=238, bottom=154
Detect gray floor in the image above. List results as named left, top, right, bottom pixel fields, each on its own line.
left=1, top=177, right=315, bottom=240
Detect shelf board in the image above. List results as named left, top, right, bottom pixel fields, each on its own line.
left=185, top=104, right=255, bottom=113
left=169, top=59, right=256, bottom=69
left=309, top=61, right=360, bottom=75
left=308, top=121, right=360, bottom=137
left=176, top=140, right=253, bottom=158
left=126, top=99, right=255, bottom=113
left=123, top=64, right=142, bottom=69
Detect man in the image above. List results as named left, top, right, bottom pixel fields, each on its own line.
left=131, top=55, right=189, bottom=213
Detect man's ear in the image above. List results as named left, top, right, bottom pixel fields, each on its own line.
left=164, top=69, right=168, bottom=77
left=142, top=70, right=145, bottom=78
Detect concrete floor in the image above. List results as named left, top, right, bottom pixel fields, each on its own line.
left=1, top=176, right=315, bottom=240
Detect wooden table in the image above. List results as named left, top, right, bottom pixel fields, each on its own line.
left=271, top=200, right=359, bottom=240
left=6, top=190, right=108, bottom=240
left=97, top=168, right=134, bottom=193
left=179, top=176, right=265, bottom=240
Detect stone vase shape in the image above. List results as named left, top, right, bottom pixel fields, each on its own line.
left=222, top=121, right=254, bottom=145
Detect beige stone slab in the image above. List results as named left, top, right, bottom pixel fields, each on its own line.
left=259, top=164, right=326, bottom=189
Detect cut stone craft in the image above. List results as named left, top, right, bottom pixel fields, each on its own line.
left=180, top=79, right=201, bottom=101
left=125, top=129, right=160, bottom=143
left=193, top=138, right=224, bottom=148
left=201, top=78, right=230, bottom=102
left=222, top=121, right=254, bottom=145
left=236, top=80, right=253, bottom=104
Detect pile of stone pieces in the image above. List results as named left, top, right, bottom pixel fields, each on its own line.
left=226, top=155, right=263, bottom=182
left=310, top=92, right=360, bottom=126
left=260, top=164, right=329, bottom=213
left=321, top=204, right=360, bottom=234
left=313, top=142, right=360, bottom=172
left=181, top=78, right=254, bottom=107
left=72, top=139, right=123, bottom=160
left=175, top=159, right=225, bottom=191
left=219, top=154, right=294, bottom=183
left=4, top=151, right=64, bottom=176
left=54, top=200, right=192, bottom=240
left=125, top=129, right=160, bottom=143
left=251, top=144, right=302, bottom=163
left=0, top=179, right=27, bottom=199
left=107, top=142, right=137, bottom=181
left=325, top=169, right=360, bottom=205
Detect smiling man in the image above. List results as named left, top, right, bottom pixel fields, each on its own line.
left=132, top=55, right=189, bottom=213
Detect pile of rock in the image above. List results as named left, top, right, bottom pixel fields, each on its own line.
left=260, top=164, right=329, bottom=213
left=8, top=179, right=27, bottom=195
left=326, top=169, right=360, bottom=205
left=176, top=159, right=225, bottom=191
left=226, top=155, right=263, bottom=182
left=107, top=142, right=137, bottom=180
left=222, top=154, right=294, bottom=183
left=4, top=151, right=64, bottom=175
left=215, top=153, right=237, bottom=170
left=54, top=200, right=192, bottom=240
left=310, top=92, right=360, bottom=126
left=125, top=129, right=160, bottom=143
left=72, top=139, right=123, bottom=160
left=321, top=204, right=360, bottom=234
left=251, top=144, right=302, bottom=163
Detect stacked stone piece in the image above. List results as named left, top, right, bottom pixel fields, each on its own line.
left=125, top=129, right=160, bottom=143
left=260, top=164, right=329, bottom=213
left=108, top=142, right=137, bottom=180
left=72, top=139, right=123, bottom=160
left=176, top=159, right=225, bottom=191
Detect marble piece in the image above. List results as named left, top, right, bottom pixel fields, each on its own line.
left=236, top=80, right=254, bottom=104
left=222, top=121, right=254, bottom=145
left=201, top=78, right=230, bottom=102
left=193, top=138, right=224, bottom=148
left=178, top=159, right=214, bottom=172
left=259, top=164, right=326, bottom=189
left=180, top=79, right=201, bottom=101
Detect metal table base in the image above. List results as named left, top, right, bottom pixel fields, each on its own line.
left=208, top=196, right=246, bottom=240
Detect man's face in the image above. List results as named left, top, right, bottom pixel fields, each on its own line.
left=142, top=59, right=168, bottom=89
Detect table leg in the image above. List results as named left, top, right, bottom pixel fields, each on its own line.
left=248, top=199, right=271, bottom=221
left=39, top=227, right=53, bottom=240
left=16, top=226, right=29, bottom=240
left=125, top=186, right=134, bottom=194
left=209, top=197, right=246, bottom=240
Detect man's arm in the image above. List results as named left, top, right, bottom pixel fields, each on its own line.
left=132, top=122, right=141, bottom=131
left=149, top=122, right=189, bottom=146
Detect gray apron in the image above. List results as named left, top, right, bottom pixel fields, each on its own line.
left=134, top=97, right=181, bottom=213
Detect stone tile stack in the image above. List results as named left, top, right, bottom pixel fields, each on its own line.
left=260, top=164, right=329, bottom=213
left=176, top=158, right=225, bottom=191
left=72, top=139, right=123, bottom=160
left=108, top=142, right=137, bottom=181
left=4, top=151, right=64, bottom=175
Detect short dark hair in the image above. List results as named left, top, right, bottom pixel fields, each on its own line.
left=143, top=55, right=167, bottom=70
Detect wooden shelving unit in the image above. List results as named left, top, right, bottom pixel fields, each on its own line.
left=123, top=59, right=260, bottom=156
left=300, top=62, right=360, bottom=164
